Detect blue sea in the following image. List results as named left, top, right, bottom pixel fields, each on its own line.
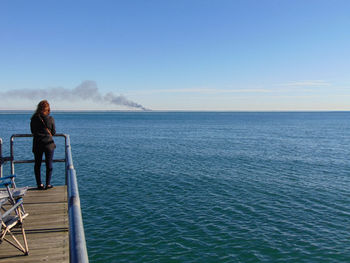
left=0, top=111, right=349, bottom=262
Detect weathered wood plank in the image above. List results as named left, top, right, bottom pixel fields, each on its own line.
left=0, top=186, right=69, bottom=262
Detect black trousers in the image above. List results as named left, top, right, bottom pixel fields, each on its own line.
left=34, top=148, right=54, bottom=186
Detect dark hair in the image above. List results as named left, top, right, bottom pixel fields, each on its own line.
left=33, top=100, right=50, bottom=118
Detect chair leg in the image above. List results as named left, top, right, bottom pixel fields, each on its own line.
left=1, top=216, right=29, bottom=255
left=18, top=209, right=29, bottom=255
left=0, top=222, right=8, bottom=240
left=3, top=231, right=27, bottom=254
left=21, top=223, right=29, bottom=255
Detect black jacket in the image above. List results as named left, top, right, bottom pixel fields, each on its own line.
left=30, top=114, right=56, bottom=152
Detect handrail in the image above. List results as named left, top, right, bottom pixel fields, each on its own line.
left=64, top=135, right=89, bottom=263
left=10, top=134, right=67, bottom=175
left=9, top=134, right=89, bottom=263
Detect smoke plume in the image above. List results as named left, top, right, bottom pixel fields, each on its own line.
left=1, top=81, right=149, bottom=110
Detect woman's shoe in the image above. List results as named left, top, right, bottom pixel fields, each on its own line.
left=37, top=184, right=45, bottom=190
left=45, top=184, right=54, bottom=190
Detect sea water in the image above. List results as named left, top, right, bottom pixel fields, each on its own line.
left=0, top=112, right=349, bottom=262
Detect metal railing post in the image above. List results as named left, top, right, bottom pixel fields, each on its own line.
left=0, top=138, right=2, bottom=178
left=10, top=136, right=15, bottom=175
left=64, top=135, right=69, bottom=185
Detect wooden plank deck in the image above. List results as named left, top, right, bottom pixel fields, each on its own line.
left=0, top=186, right=69, bottom=262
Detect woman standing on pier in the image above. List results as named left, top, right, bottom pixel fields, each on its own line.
left=30, top=100, right=56, bottom=190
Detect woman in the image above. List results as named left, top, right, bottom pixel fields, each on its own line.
left=30, top=100, right=56, bottom=190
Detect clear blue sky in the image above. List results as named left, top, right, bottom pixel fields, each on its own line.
left=1, top=0, right=349, bottom=111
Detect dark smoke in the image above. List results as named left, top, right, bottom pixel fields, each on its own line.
left=1, top=81, right=149, bottom=110
left=104, top=93, right=147, bottom=111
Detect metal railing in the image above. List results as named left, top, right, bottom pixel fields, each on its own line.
left=0, top=134, right=89, bottom=263
left=0, top=138, right=2, bottom=178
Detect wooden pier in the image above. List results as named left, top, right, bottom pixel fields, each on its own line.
left=0, top=186, right=69, bottom=262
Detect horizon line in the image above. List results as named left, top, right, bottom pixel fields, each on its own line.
left=0, top=109, right=349, bottom=113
